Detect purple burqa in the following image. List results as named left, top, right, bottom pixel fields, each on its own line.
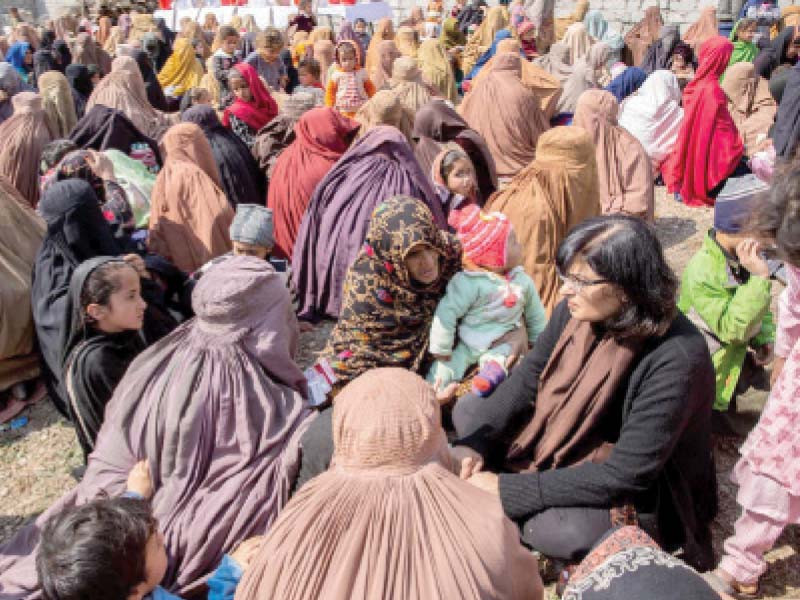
left=292, top=125, right=445, bottom=321
left=0, top=256, right=312, bottom=598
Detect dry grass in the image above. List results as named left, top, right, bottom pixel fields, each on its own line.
left=1, top=188, right=797, bottom=597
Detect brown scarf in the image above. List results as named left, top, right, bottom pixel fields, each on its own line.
left=507, top=318, right=639, bottom=471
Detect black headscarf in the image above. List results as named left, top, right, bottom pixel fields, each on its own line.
left=53, top=40, right=72, bottom=73
left=772, top=65, right=800, bottom=159
left=58, top=256, right=146, bottom=459
left=770, top=65, right=792, bottom=104
left=65, top=63, right=93, bottom=118
left=70, top=104, right=162, bottom=166
left=457, top=0, right=487, bottom=35
left=32, top=48, right=56, bottom=87
left=640, top=25, right=681, bottom=74
left=32, top=179, right=122, bottom=415
left=132, top=49, right=169, bottom=111
left=181, top=104, right=266, bottom=208
left=154, top=18, right=175, bottom=54
left=755, top=25, right=797, bottom=79
left=280, top=48, right=299, bottom=94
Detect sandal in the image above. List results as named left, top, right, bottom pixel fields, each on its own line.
left=702, top=569, right=759, bottom=599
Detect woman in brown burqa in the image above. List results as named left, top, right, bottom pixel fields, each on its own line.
left=236, top=368, right=543, bottom=600
left=0, top=256, right=313, bottom=597
left=720, top=62, right=777, bottom=157
left=371, top=39, right=401, bottom=90
left=413, top=98, right=497, bottom=204
left=391, top=56, right=434, bottom=116
left=148, top=123, right=234, bottom=273
left=572, top=89, right=654, bottom=221
left=72, top=31, right=113, bottom=75
left=624, top=6, right=663, bottom=66
left=0, top=92, right=55, bottom=208
left=459, top=53, right=548, bottom=179
left=365, top=18, right=396, bottom=75
left=486, top=126, right=599, bottom=314
left=86, top=55, right=175, bottom=142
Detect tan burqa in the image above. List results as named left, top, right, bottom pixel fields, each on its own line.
left=97, top=16, right=112, bottom=46
left=365, top=18, right=395, bottom=75
left=533, top=41, right=573, bottom=83
left=624, top=6, right=663, bottom=66
left=0, top=175, right=45, bottom=392
left=148, top=123, right=234, bottom=273
left=38, top=70, right=77, bottom=138
left=177, top=21, right=211, bottom=60
left=200, top=56, right=222, bottom=109
left=562, top=21, right=592, bottom=64
left=72, top=31, right=113, bottom=75
left=395, top=26, right=421, bottom=60
left=314, top=40, right=335, bottom=87
left=572, top=89, right=654, bottom=221
left=587, top=41, right=611, bottom=86
left=473, top=38, right=562, bottom=120
left=391, top=57, right=434, bottom=116
left=234, top=368, right=543, bottom=600
left=682, top=6, right=718, bottom=53
left=720, top=62, right=777, bottom=157
left=486, top=126, right=599, bottom=314
left=462, top=5, right=510, bottom=74
left=87, top=55, right=176, bottom=142
left=0, top=92, right=55, bottom=208
left=459, top=53, right=549, bottom=179
left=355, top=89, right=415, bottom=146
left=418, top=38, right=458, bottom=103
left=554, top=0, right=589, bottom=40
left=371, top=40, right=401, bottom=90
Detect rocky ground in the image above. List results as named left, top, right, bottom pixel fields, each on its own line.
left=1, top=188, right=797, bottom=598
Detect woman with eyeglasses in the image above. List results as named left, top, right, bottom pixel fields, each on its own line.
left=449, top=214, right=718, bottom=576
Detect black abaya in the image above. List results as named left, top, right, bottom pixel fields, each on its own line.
left=772, top=64, right=800, bottom=159
left=70, top=105, right=162, bottom=166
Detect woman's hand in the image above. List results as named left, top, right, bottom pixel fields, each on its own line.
left=467, top=471, right=499, bottom=495
left=449, top=445, right=483, bottom=479
left=86, top=149, right=116, bottom=182
left=434, top=381, right=459, bottom=405
left=492, top=323, right=528, bottom=369
left=126, top=459, right=154, bottom=500
left=123, top=254, right=150, bottom=279
left=230, top=536, right=264, bottom=570
left=771, top=355, right=787, bottom=387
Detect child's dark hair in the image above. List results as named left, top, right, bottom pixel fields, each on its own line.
left=80, top=260, right=134, bottom=325
left=439, top=148, right=470, bottom=181
left=354, top=17, right=367, bottom=27
left=218, top=24, right=239, bottom=40
left=749, top=166, right=800, bottom=267
left=257, top=27, right=284, bottom=50
left=40, top=139, right=79, bottom=175
left=735, top=18, right=757, bottom=38
left=36, top=496, right=157, bottom=600
left=298, top=57, right=321, bottom=79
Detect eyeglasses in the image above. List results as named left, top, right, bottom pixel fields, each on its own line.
left=557, top=271, right=608, bottom=292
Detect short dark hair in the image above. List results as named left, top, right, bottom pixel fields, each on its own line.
left=556, top=215, right=678, bottom=340
left=298, top=57, right=321, bottom=78
left=40, top=139, right=79, bottom=175
left=748, top=165, right=800, bottom=267
left=257, top=27, right=284, bottom=50
left=37, top=496, right=157, bottom=600
left=218, top=25, right=239, bottom=40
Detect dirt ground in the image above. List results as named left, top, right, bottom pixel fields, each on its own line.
left=1, top=188, right=797, bottom=598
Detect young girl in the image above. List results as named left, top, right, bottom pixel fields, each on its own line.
left=211, top=25, right=241, bottom=108
left=427, top=205, right=547, bottom=396
left=728, top=17, right=758, bottom=69
left=705, top=167, right=800, bottom=598
left=431, top=147, right=478, bottom=220
left=325, top=40, right=375, bottom=118
left=223, top=63, right=279, bottom=148
left=61, top=257, right=147, bottom=460
left=671, top=41, right=695, bottom=90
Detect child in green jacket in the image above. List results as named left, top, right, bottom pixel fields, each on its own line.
left=678, top=175, right=775, bottom=415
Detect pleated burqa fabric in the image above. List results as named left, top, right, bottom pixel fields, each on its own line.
left=70, top=104, right=162, bottom=165
left=235, top=368, right=542, bottom=600
left=38, top=70, right=78, bottom=138
left=459, top=53, right=548, bottom=179
left=0, top=256, right=313, bottom=599
left=0, top=176, right=45, bottom=392
left=720, top=61, right=777, bottom=157
left=573, top=89, right=654, bottom=221
left=292, top=125, right=445, bottom=321
left=486, top=126, right=600, bottom=315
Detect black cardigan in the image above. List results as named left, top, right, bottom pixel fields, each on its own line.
left=457, top=301, right=718, bottom=570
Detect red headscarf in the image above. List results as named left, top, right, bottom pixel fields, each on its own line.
left=662, top=36, right=743, bottom=207
left=268, top=107, right=361, bottom=259
left=222, top=62, right=279, bottom=131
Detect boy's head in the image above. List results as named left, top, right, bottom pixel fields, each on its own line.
left=450, top=205, right=520, bottom=272
left=257, top=27, right=284, bottom=61
left=735, top=18, right=757, bottom=43
left=298, top=0, right=311, bottom=12
left=37, top=497, right=167, bottom=600
left=298, top=57, right=321, bottom=85
left=714, top=174, right=768, bottom=239
left=230, top=204, right=274, bottom=259
left=354, top=18, right=367, bottom=34
left=218, top=24, right=240, bottom=55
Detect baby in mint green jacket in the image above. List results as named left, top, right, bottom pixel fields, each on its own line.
left=428, top=206, right=546, bottom=396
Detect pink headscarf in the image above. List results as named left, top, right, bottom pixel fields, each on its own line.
left=222, top=62, right=278, bottom=131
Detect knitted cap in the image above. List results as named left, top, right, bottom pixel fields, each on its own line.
left=714, top=174, right=767, bottom=233
left=449, top=205, right=511, bottom=269
left=230, top=203, right=274, bottom=248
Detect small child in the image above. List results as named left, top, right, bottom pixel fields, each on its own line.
left=325, top=40, right=375, bottom=118
left=288, top=0, right=317, bottom=35
left=353, top=18, right=371, bottom=50
left=211, top=25, right=241, bottom=107
left=244, top=27, right=288, bottom=92
left=678, top=175, right=775, bottom=428
left=295, top=57, right=325, bottom=105
left=36, top=461, right=257, bottom=600
left=431, top=147, right=478, bottom=219
left=427, top=205, right=546, bottom=396
left=178, top=86, right=212, bottom=114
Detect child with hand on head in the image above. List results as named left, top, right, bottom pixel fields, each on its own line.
left=325, top=40, right=375, bottom=117
left=36, top=460, right=261, bottom=600
left=427, top=206, right=546, bottom=397
left=295, top=57, right=325, bottom=105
